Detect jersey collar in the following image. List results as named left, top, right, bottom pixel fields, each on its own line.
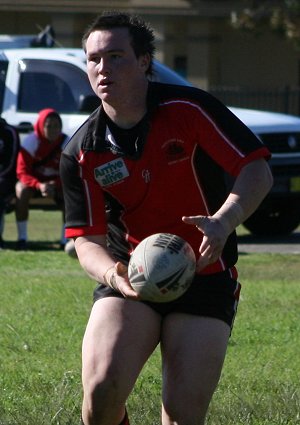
left=81, top=82, right=160, bottom=159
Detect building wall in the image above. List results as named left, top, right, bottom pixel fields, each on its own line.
left=217, top=21, right=299, bottom=89
left=0, top=3, right=299, bottom=94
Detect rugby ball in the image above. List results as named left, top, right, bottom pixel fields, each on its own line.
left=128, top=233, right=196, bottom=303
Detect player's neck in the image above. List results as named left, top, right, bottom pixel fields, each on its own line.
left=102, top=83, right=148, bottom=129
left=104, top=103, right=147, bottom=129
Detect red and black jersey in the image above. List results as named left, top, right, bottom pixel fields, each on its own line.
left=0, top=118, right=20, bottom=201
left=0, top=118, right=20, bottom=184
left=60, top=82, right=270, bottom=275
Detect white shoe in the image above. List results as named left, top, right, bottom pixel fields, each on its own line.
left=64, top=239, right=77, bottom=258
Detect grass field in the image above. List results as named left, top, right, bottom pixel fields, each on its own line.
left=1, top=211, right=300, bottom=425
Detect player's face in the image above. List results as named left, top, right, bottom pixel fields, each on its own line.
left=85, top=27, right=150, bottom=107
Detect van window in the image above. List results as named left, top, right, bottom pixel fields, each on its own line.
left=17, top=59, right=95, bottom=113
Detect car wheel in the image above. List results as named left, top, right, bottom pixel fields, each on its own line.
left=243, top=203, right=300, bottom=236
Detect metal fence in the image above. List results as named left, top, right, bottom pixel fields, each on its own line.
left=209, top=85, right=300, bottom=116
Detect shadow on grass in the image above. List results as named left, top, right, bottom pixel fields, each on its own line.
left=238, top=230, right=300, bottom=245
left=2, top=240, right=64, bottom=252
left=237, top=230, right=300, bottom=254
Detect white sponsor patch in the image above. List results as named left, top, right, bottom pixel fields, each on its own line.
left=94, top=158, right=129, bottom=187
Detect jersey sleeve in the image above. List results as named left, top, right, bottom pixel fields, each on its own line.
left=180, top=88, right=271, bottom=176
left=60, top=149, right=108, bottom=238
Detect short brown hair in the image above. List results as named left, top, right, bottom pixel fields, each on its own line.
left=82, top=11, right=156, bottom=76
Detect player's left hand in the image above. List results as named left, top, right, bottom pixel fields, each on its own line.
left=182, top=215, right=229, bottom=272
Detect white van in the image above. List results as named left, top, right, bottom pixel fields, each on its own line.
left=0, top=48, right=187, bottom=138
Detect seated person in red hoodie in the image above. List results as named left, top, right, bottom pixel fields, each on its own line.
left=15, top=108, right=68, bottom=250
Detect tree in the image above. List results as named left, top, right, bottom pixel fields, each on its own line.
left=230, top=0, right=300, bottom=48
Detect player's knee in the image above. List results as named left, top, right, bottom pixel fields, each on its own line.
left=15, top=183, right=34, bottom=201
left=163, top=390, right=209, bottom=425
left=83, top=384, right=108, bottom=422
left=83, top=374, right=120, bottom=419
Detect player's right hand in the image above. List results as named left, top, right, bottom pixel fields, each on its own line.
left=113, top=262, right=141, bottom=300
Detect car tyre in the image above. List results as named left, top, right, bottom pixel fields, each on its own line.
left=243, top=202, right=300, bottom=236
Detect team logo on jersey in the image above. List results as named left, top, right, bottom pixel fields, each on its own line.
left=162, top=139, right=189, bottom=164
left=142, top=169, right=151, bottom=183
left=94, top=158, right=129, bottom=187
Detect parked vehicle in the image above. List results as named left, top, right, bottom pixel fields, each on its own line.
left=1, top=47, right=300, bottom=236
left=0, top=48, right=188, bottom=138
left=229, top=107, right=300, bottom=236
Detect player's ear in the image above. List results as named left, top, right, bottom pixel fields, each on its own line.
left=139, top=53, right=151, bottom=73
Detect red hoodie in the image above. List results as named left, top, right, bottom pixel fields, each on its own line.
left=16, top=108, right=68, bottom=190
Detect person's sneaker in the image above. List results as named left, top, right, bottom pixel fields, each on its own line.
left=64, top=239, right=77, bottom=258
left=0, top=236, right=5, bottom=250
left=16, top=239, right=28, bottom=251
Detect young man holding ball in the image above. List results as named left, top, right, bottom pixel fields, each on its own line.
left=60, top=11, right=273, bottom=425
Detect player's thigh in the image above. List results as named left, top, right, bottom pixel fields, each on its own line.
left=161, top=314, right=230, bottom=408
left=82, top=297, right=161, bottom=395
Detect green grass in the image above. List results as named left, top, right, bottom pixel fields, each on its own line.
left=1, top=211, right=300, bottom=424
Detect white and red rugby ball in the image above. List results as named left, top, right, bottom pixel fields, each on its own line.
left=128, top=233, right=196, bottom=303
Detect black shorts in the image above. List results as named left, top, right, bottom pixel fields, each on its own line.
left=93, top=269, right=241, bottom=329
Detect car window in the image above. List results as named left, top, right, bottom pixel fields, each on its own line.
left=17, top=59, right=95, bottom=113
left=151, top=61, right=191, bottom=86
left=0, top=59, right=8, bottom=114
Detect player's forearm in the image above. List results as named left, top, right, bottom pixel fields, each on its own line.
left=75, top=235, right=137, bottom=298
left=212, top=159, right=273, bottom=234
left=75, top=235, right=117, bottom=284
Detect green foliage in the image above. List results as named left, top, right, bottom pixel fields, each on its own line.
left=231, top=0, right=300, bottom=49
left=1, top=212, right=299, bottom=424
